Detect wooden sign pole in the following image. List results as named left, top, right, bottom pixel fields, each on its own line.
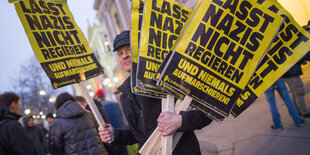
left=79, top=81, right=105, bottom=126
left=162, top=95, right=174, bottom=155
left=139, top=96, right=192, bottom=154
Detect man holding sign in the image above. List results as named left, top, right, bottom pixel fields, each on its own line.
left=99, top=31, right=213, bottom=154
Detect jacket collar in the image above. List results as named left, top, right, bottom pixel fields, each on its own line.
left=118, top=76, right=135, bottom=102
left=56, top=100, right=85, bottom=118
left=118, top=76, right=130, bottom=93
left=0, top=106, right=22, bottom=121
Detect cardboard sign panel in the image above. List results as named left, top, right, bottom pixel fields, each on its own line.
left=13, top=0, right=103, bottom=88
left=231, top=0, right=310, bottom=117
left=153, top=0, right=202, bottom=101
left=154, top=0, right=202, bottom=82
left=159, top=0, right=283, bottom=116
left=136, top=0, right=191, bottom=93
left=160, top=51, right=225, bottom=121
left=191, top=101, right=225, bottom=122
left=131, top=0, right=167, bottom=98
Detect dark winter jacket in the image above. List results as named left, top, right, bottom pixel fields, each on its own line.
left=113, top=77, right=213, bottom=155
left=23, top=116, right=48, bottom=155
left=283, top=62, right=303, bottom=78
left=99, top=101, right=125, bottom=128
left=87, top=100, right=127, bottom=155
left=51, top=101, right=108, bottom=155
left=97, top=100, right=128, bottom=155
left=0, top=106, right=37, bottom=155
left=283, top=54, right=310, bottom=78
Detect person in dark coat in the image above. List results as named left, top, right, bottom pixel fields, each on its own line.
left=23, top=116, right=48, bottom=155
left=51, top=92, right=108, bottom=155
left=99, top=31, right=213, bottom=154
left=283, top=60, right=310, bottom=117
left=282, top=23, right=310, bottom=117
left=46, top=113, right=55, bottom=155
left=0, top=92, right=37, bottom=155
left=75, top=95, right=126, bottom=155
left=95, top=92, right=129, bottom=155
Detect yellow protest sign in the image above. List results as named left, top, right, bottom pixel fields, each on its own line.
left=12, top=0, right=103, bottom=88
left=159, top=0, right=283, bottom=116
left=154, top=0, right=202, bottom=82
left=136, top=0, right=191, bottom=93
left=8, top=0, right=18, bottom=3
left=131, top=0, right=143, bottom=64
left=232, top=0, right=310, bottom=117
left=191, top=100, right=225, bottom=122
left=131, top=0, right=166, bottom=98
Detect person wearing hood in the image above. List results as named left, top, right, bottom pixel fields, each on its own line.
left=0, top=92, right=37, bottom=154
left=51, top=92, right=108, bottom=155
left=46, top=113, right=55, bottom=155
left=23, top=116, right=48, bottom=155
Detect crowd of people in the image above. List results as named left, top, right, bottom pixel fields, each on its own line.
left=0, top=89, right=129, bottom=155
left=1, top=22, right=310, bottom=154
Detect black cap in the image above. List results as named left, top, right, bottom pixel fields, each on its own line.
left=113, top=30, right=130, bottom=52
